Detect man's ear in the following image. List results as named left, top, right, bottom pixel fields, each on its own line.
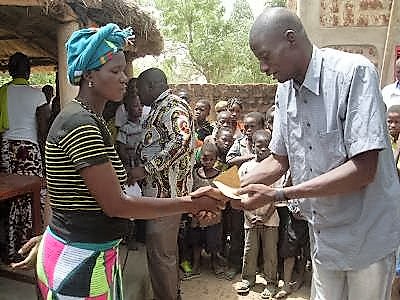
left=285, top=29, right=296, bottom=45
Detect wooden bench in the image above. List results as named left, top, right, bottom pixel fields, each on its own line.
left=0, top=173, right=42, bottom=298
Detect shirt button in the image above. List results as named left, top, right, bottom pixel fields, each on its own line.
left=317, top=230, right=321, bottom=234
left=304, top=99, right=308, bottom=104
left=309, top=145, right=312, bottom=150
left=310, top=168, right=313, bottom=172
left=312, top=210, right=317, bottom=214
left=306, top=122, right=311, bottom=127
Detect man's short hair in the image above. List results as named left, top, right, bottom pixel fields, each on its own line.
left=8, top=52, right=30, bottom=78
left=215, top=127, right=233, bottom=138
left=201, top=140, right=219, bottom=156
left=388, top=105, right=400, bottom=115
left=244, top=112, right=265, bottom=128
left=196, top=99, right=211, bottom=111
left=253, top=129, right=272, bottom=144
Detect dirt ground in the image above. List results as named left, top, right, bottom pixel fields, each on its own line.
left=181, top=268, right=311, bottom=300
left=0, top=245, right=311, bottom=300
left=121, top=244, right=311, bottom=300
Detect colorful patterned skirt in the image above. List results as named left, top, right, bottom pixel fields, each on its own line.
left=0, top=136, right=43, bottom=262
left=37, top=227, right=123, bottom=299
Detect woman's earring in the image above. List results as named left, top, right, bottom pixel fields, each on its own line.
left=88, top=81, right=94, bottom=88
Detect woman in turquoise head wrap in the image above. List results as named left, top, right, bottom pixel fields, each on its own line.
left=10, top=23, right=225, bottom=300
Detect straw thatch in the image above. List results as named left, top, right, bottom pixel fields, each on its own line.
left=0, top=0, right=163, bottom=70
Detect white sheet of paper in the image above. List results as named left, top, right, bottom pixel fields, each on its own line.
left=125, top=182, right=142, bottom=197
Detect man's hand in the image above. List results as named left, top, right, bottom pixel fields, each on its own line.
left=10, top=235, right=42, bottom=270
left=190, top=186, right=229, bottom=203
left=128, top=166, right=147, bottom=185
left=235, top=184, right=276, bottom=210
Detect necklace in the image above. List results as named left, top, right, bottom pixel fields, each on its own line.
left=72, top=98, right=107, bottom=126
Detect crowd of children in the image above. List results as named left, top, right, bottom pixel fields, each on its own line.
left=175, top=96, right=311, bottom=299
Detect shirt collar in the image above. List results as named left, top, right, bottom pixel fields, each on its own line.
left=153, top=89, right=171, bottom=106
left=296, top=46, right=322, bottom=96
left=396, top=80, right=400, bottom=90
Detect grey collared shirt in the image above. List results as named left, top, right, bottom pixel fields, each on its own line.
left=226, top=135, right=253, bottom=163
left=269, top=46, right=400, bottom=270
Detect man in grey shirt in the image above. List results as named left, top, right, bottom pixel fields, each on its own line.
left=195, top=7, right=400, bottom=300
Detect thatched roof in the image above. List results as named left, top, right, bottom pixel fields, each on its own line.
left=0, top=0, right=164, bottom=71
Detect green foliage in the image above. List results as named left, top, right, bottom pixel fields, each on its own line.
left=154, top=0, right=274, bottom=84
left=0, top=72, right=55, bottom=86
left=268, top=0, right=286, bottom=7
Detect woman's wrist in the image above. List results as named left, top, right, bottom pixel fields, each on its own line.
left=180, top=195, right=196, bottom=213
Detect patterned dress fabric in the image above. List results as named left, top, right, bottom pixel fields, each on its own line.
left=0, top=136, right=42, bottom=263
left=37, top=228, right=122, bottom=299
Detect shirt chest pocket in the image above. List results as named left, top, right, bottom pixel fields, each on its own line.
left=141, top=127, right=162, bottom=160
left=314, top=130, right=347, bottom=173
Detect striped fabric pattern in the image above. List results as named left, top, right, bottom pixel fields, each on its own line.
left=46, top=124, right=126, bottom=211
left=37, top=228, right=122, bottom=299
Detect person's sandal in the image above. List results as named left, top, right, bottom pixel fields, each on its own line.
left=261, top=283, right=277, bottom=299
left=235, top=280, right=252, bottom=294
left=213, top=265, right=225, bottom=278
left=224, top=267, right=239, bottom=281
left=275, top=284, right=292, bottom=299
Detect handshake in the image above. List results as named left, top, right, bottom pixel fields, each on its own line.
left=190, top=166, right=280, bottom=216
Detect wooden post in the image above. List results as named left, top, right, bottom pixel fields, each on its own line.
left=380, top=0, right=400, bottom=88
left=57, top=21, right=79, bottom=108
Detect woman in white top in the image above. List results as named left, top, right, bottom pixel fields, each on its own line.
left=0, top=52, right=49, bottom=263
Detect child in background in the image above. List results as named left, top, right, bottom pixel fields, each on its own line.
left=388, top=105, right=400, bottom=300
left=227, top=97, right=244, bottom=137
left=196, top=111, right=232, bottom=166
left=187, top=141, right=224, bottom=278
left=226, top=112, right=265, bottom=167
left=116, top=93, right=143, bottom=174
left=211, top=111, right=234, bottom=138
left=194, top=99, right=214, bottom=142
left=387, top=105, right=400, bottom=173
left=265, top=105, right=275, bottom=132
left=215, top=100, right=228, bottom=114
left=235, top=130, right=279, bottom=299
left=214, top=127, right=234, bottom=172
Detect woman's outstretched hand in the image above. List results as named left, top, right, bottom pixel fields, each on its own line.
left=10, top=235, right=42, bottom=270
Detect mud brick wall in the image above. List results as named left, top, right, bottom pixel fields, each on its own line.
left=170, top=83, right=277, bottom=120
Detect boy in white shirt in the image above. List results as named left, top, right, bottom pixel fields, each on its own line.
left=236, top=130, right=279, bottom=299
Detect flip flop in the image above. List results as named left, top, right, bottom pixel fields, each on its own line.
left=261, top=284, right=277, bottom=299
left=235, top=280, right=252, bottom=294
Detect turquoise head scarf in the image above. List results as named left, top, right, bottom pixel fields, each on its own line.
left=66, top=23, right=134, bottom=85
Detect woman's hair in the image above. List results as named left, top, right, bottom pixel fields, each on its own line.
left=227, top=97, right=243, bottom=110
left=8, top=52, right=30, bottom=78
left=244, top=112, right=265, bottom=128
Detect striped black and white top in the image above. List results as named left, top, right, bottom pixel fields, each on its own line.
left=46, top=101, right=128, bottom=242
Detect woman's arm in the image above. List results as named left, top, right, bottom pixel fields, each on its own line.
left=81, top=162, right=223, bottom=219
